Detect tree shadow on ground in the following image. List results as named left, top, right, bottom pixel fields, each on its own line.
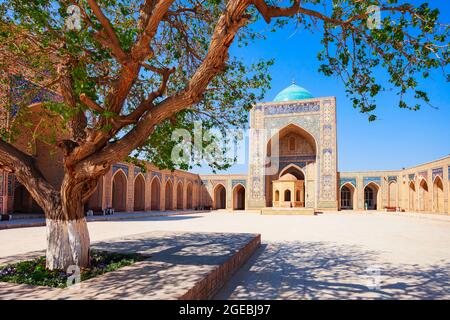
left=0, top=231, right=258, bottom=299
left=215, top=241, right=450, bottom=300
left=73, top=232, right=258, bottom=299
left=96, top=215, right=202, bottom=223
left=92, top=231, right=256, bottom=265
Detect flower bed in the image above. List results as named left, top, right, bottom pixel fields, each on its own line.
left=0, top=250, right=147, bottom=288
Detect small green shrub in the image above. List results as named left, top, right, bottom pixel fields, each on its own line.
left=0, top=250, right=147, bottom=288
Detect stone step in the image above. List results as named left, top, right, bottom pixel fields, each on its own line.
left=261, top=208, right=316, bottom=215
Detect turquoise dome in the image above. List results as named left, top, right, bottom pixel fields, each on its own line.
left=273, top=84, right=313, bottom=102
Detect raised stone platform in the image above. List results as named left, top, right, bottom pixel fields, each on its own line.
left=0, top=231, right=260, bottom=300
left=261, top=207, right=316, bottom=215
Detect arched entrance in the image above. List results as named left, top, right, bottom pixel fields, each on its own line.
left=272, top=166, right=305, bottom=208
left=275, top=190, right=280, bottom=201
left=265, top=124, right=316, bottom=207
left=214, top=184, right=226, bottom=209
left=284, top=189, right=291, bottom=201
left=177, top=182, right=184, bottom=209
left=186, top=182, right=193, bottom=209
left=151, top=177, right=161, bottom=211
left=134, top=174, right=145, bottom=211
left=409, top=181, right=416, bottom=211
left=13, top=185, right=31, bottom=213
left=364, top=182, right=379, bottom=210
left=433, top=176, right=444, bottom=213
left=233, top=184, right=245, bottom=210
left=388, top=181, right=398, bottom=208
left=200, top=184, right=212, bottom=208
left=340, top=183, right=355, bottom=210
left=165, top=180, right=173, bottom=210
left=112, top=170, right=127, bottom=212
left=86, top=177, right=103, bottom=212
left=13, top=184, right=43, bottom=213
left=418, top=179, right=429, bottom=211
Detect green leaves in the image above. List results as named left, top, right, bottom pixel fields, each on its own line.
left=134, top=56, right=272, bottom=172
left=314, top=0, right=448, bottom=120
left=1, top=0, right=447, bottom=168
left=0, top=250, right=147, bottom=288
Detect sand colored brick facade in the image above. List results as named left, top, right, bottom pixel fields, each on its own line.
left=196, top=85, right=449, bottom=215
left=85, top=163, right=204, bottom=213
left=1, top=77, right=449, bottom=216
left=1, top=160, right=206, bottom=215
left=338, top=156, right=450, bottom=214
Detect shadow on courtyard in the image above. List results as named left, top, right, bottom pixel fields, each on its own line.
left=92, top=231, right=254, bottom=266
left=78, top=231, right=258, bottom=299
left=0, top=231, right=258, bottom=299
left=98, top=214, right=203, bottom=223
left=215, top=241, right=450, bottom=300
left=1, top=232, right=448, bottom=299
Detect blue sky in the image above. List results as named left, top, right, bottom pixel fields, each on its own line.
left=191, top=1, right=449, bottom=174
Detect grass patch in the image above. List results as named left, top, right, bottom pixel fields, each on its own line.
left=0, top=250, right=148, bottom=288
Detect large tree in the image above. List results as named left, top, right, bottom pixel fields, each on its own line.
left=0, top=0, right=448, bottom=270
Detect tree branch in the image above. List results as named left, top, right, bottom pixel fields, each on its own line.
left=0, top=140, right=59, bottom=213
left=77, top=0, right=253, bottom=173
left=57, top=62, right=87, bottom=143
left=295, top=3, right=417, bottom=27
left=253, top=0, right=300, bottom=23
left=122, top=65, right=176, bottom=122
left=132, top=0, right=176, bottom=61
left=80, top=93, right=104, bottom=113
left=101, top=1, right=175, bottom=117
left=86, top=0, right=128, bottom=63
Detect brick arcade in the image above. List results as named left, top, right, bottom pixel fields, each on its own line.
left=1, top=80, right=449, bottom=217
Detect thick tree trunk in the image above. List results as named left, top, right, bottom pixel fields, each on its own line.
left=45, top=176, right=93, bottom=270
left=46, top=217, right=90, bottom=270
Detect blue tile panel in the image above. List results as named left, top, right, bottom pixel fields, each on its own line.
left=232, top=179, right=246, bottom=188
left=9, top=75, right=63, bottom=116
left=112, top=164, right=129, bottom=177
left=151, top=171, right=162, bottom=179
left=363, top=177, right=381, bottom=187
left=388, top=176, right=398, bottom=183
left=263, top=101, right=320, bottom=115
left=432, top=167, right=443, bottom=181
left=340, top=178, right=356, bottom=188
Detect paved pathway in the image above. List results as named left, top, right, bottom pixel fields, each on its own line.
left=0, top=231, right=259, bottom=300
left=0, top=210, right=205, bottom=230
left=0, top=211, right=449, bottom=299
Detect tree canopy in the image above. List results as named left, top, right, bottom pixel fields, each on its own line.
left=0, top=0, right=448, bottom=270
left=0, top=0, right=447, bottom=172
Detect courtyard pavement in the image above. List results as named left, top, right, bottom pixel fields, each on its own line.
left=0, top=209, right=206, bottom=230
left=0, top=231, right=259, bottom=300
left=0, top=211, right=449, bottom=299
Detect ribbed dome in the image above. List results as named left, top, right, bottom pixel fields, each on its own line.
left=273, top=84, right=313, bottom=102
left=279, top=173, right=298, bottom=181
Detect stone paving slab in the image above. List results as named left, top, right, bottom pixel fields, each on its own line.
left=0, top=250, right=46, bottom=266
left=0, top=210, right=208, bottom=230
left=321, top=210, right=450, bottom=222
left=0, top=231, right=260, bottom=300
left=261, top=208, right=315, bottom=215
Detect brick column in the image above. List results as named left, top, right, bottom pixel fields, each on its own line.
left=161, top=174, right=166, bottom=211
left=172, top=179, right=176, bottom=210
left=357, top=176, right=364, bottom=210
left=103, top=168, right=113, bottom=209
left=447, top=170, right=450, bottom=215
left=0, top=172, right=8, bottom=217
left=145, top=169, right=152, bottom=211
left=126, top=164, right=134, bottom=212
left=183, top=177, right=187, bottom=210
left=226, top=178, right=232, bottom=210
